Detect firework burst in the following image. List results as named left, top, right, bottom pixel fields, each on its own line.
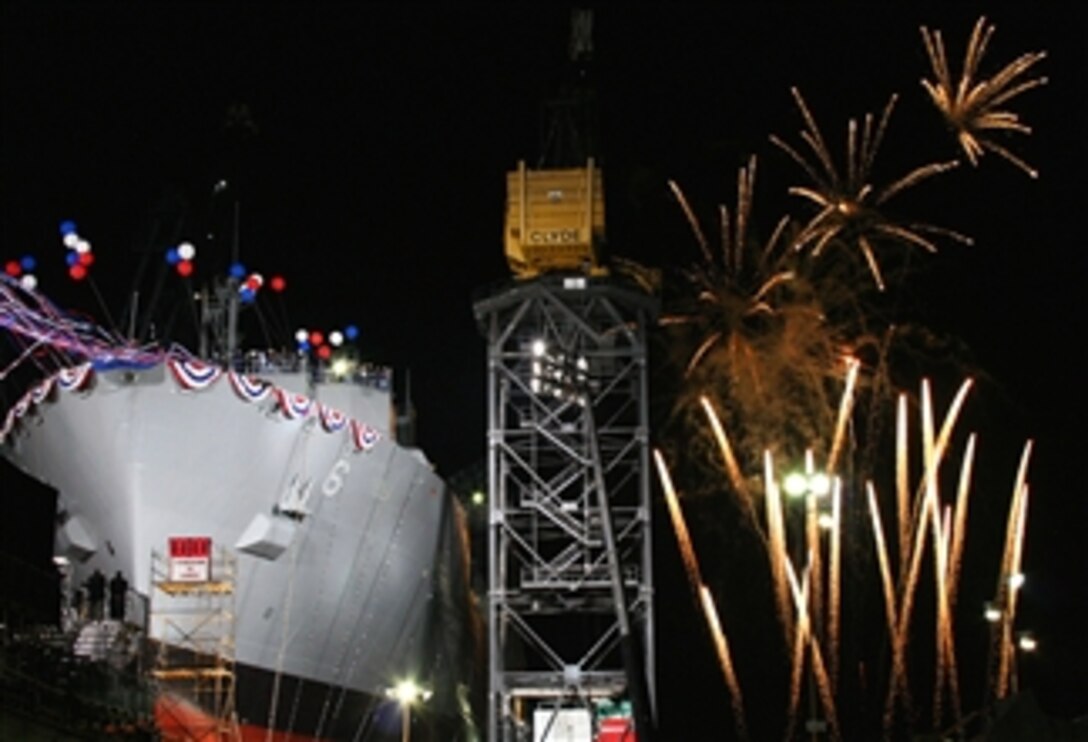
left=921, top=16, right=1048, bottom=177
left=771, top=87, right=970, bottom=291
left=656, top=376, right=1036, bottom=739
left=661, top=159, right=881, bottom=475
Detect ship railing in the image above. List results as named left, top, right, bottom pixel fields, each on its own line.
left=232, top=350, right=393, bottom=391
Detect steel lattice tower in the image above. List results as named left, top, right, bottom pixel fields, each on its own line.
left=475, top=274, right=657, bottom=740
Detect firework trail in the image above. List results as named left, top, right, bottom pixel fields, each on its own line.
left=866, top=483, right=898, bottom=642
left=654, top=449, right=749, bottom=740
left=993, top=441, right=1033, bottom=699
left=700, top=395, right=760, bottom=530
left=931, top=503, right=957, bottom=729
left=654, top=449, right=705, bottom=593
left=885, top=379, right=972, bottom=727
left=764, top=452, right=794, bottom=639
left=667, top=179, right=712, bottom=266
left=947, top=434, right=978, bottom=607
left=784, top=556, right=841, bottom=742
left=826, top=356, right=860, bottom=476
left=783, top=558, right=811, bottom=742
left=805, top=466, right=824, bottom=651
left=699, top=585, right=749, bottom=741
left=896, top=393, right=911, bottom=581
left=828, top=479, right=842, bottom=694
left=921, top=16, right=1048, bottom=177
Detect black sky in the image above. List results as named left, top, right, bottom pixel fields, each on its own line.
left=3, top=1, right=1086, bottom=731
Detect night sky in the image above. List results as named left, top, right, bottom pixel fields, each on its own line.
left=3, top=2, right=1086, bottom=736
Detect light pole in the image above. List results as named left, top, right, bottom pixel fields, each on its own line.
left=386, top=679, right=431, bottom=742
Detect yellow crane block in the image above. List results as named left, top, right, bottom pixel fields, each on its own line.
left=505, top=158, right=607, bottom=278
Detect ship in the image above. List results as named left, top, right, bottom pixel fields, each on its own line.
left=0, top=271, right=479, bottom=740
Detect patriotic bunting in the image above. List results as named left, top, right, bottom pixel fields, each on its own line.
left=0, top=408, right=15, bottom=441
left=4, top=357, right=383, bottom=456
left=228, top=370, right=273, bottom=403
left=168, top=359, right=223, bottom=390
left=30, top=377, right=56, bottom=404
left=56, top=363, right=94, bottom=391
left=319, top=404, right=348, bottom=433
left=351, top=420, right=381, bottom=452
left=275, top=388, right=314, bottom=420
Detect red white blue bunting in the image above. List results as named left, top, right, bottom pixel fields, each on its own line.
left=56, top=363, right=94, bottom=391
left=275, top=388, right=314, bottom=420
left=168, top=359, right=223, bottom=390
left=351, top=420, right=380, bottom=452
left=5, top=358, right=383, bottom=455
left=30, top=377, right=56, bottom=405
left=228, top=370, right=273, bottom=403
left=0, top=389, right=32, bottom=442
left=319, top=404, right=348, bottom=433
left=0, top=409, right=13, bottom=441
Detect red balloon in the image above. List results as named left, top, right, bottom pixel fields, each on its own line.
left=270, top=275, right=286, bottom=292
left=4, top=260, right=21, bottom=277
left=309, top=331, right=324, bottom=346
left=176, top=260, right=194, bottom=278
left=78, top=251, right=95, bottom=267
left=317, top=344, right=332, bottom=360
left=69, top=264, right=88, bottom=281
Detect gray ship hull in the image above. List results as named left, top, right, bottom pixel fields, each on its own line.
left=1, top=360, right=471, bottom=734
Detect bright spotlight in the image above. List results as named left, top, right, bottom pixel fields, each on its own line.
left=783, top=472, right=809, bottom=498
left=1017, top=632, right=1037, bottom=652
left=387, top=679, right=431, bottom=706
left=809, top=472, right=832, bottom=497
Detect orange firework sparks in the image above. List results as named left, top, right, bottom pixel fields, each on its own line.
left=770, top=87, right=968, bottom=290
left=700, top=395, right=758, bottom=525
left=826, top=355, right=860, bottom=476
left=655, top=449, right=749, bottom=740
left=764, top=451, right=794, bottom=639
left=866, top=483, right=898, bottom=640
left=828, top=479, right=842, bottom=693
left=896, top=393, right=911, bottom=580
left=993, top=442, right=1033, bottom=699
left=921, top=16, right=1048, bottom=177
left=699, top=585, right=749, bottom=741
left=783, top=558, right=811, bottom=742
left=947, top=434, right=977, bottom=608
left=654, top=449, right=705, bottom=592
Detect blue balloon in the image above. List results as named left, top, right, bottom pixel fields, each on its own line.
left=165, top=248, right=180, bottom=265
left=239, top=287, right=256, bottom=303
left=228, top=262, right=247, bottom=279
left=344, top=324, right=359, bottom=341
left=65, top=250, right=79, bottom=267
left=59, top=220, right=78, bottom=236
left=20, top=255, right=37, bottom=272
left=297, top=339, right=311, bottom=352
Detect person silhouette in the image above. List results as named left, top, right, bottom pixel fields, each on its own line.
left=109, top=570, right=128, bottom=621
left=86, top=568, right=106, bottom=621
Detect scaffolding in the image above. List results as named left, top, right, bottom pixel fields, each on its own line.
left=475, top=274, right=658, bottom=740
left=149, top=544, right=239, bottom=740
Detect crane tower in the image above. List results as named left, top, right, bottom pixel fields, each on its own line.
left=474, top=10, right=658, bottom=740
